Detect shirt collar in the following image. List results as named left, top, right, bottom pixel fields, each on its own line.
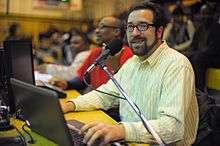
left=134, top=41, right=167, bottom=66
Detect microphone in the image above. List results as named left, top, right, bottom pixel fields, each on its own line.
left=85, top=39, right=123, bottom=73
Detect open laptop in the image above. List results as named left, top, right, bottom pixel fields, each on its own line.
left=10, top=78, right=124, bottom=146
left=10, top=78, right=85, bottom=146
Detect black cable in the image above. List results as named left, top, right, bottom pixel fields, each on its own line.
left=83, top=73, right=126, bottom=100
left=14, top=125, right=27, bottom=146
left=83, top=72, right=143, bottom=117
left=22, top=123, right=35, bottom=144
left=83, top=69, right=143, bottom=118
left=93, top=89, right=126, bottom=100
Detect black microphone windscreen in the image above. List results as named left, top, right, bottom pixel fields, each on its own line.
left=105, top=39, right=123, bottom=56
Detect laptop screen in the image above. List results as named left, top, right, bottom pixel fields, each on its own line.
left=10, top=78, right=73, bottom=146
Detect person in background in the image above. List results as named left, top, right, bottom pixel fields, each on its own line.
left=5, top=23, right=22, bottom=41
left=50, top=16, right=133, bottom=92
left=62, top=31, right=73, bottom=66
left=49, top=28, right=64, bottom=64
left=61, top=2, right=198, bottom=146
left=34, top=32, right=54, bottom=64
left=163, top=2, right=195, bottom=52
left=187, top=3, right=220, bottom=91
left=37, top=31, right=90, bottom=80
left=49, top=16, right=133, bottom=122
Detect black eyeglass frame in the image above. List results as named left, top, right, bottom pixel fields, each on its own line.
left=126, top=22, right=155, bottom=32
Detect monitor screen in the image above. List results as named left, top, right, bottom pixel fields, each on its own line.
left=2, top=40, right=35, bottom=114
left=3, top=40, right=35, bottom=85
left=0, top=48, right=15, bottom=113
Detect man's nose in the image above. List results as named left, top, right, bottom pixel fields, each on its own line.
left=131, top=27, right=141, bottom=37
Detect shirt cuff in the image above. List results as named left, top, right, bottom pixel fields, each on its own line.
left=69, top=99, right=79, bottom=111
left=119, top=122, right=139, bottom=142
left=119, top=121, right=155, bottom=143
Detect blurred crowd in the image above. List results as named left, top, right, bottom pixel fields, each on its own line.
left=3, top=0, right=220, bottom=92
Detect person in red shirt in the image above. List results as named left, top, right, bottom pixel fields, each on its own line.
left=51, top=16, right=133, bottom=91
left=76, top=45, right=132, bottom=89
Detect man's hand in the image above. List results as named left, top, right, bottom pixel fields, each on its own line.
left=80, top=121, right=125, bottom=146
left=60, top=101, right=76, bottom=113
left=49, top=77, right=68, bottom=90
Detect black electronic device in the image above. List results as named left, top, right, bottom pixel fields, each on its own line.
left=85, top=39, right=123, bottom=73
left=3, top=40, right=66, bottom=98
left=3, top=40, right=35, bottom=85
left=0, top=48, right=28, bottom=145
left=38, top=82, right=66, bottom=98
left=10, top=78, right=83, bottom=146
left=0, top=48, right=16, bottom=132
left=11, top=78, right=126, bottom=146
left=0, top=48, right=15, bottom=114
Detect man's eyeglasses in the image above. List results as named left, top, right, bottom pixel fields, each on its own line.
left=126, top=22, right=155, bottom=32
left=97, top=25, right=120, bottom=30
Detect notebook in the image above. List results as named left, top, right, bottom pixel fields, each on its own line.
left=10, top=78, right=126, bottom=146
left=10, top=78, right=85, bottom=146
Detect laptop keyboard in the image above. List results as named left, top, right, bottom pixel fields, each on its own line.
left=67, top=120, right=126, bottom=146
left=69, top=128, right=86, bottom=146
left=67, top=119, right=86, bottom=146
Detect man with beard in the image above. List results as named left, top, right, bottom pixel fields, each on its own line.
left=61, top=2, right=198, bottom=146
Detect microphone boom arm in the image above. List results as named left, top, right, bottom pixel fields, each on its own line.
left=98, top=63, right=165, bottom=146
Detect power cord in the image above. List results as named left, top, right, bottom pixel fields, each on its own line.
left=14, top=125, right=27, bottom=146
left=83, top=70, right=145, bottom=123
left=22, top=123, right=35, bottom=144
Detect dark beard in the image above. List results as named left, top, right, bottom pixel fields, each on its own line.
left=139, top=38, right=158, bottom=57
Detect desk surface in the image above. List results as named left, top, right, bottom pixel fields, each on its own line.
left=0, top=90, right=148, bottom=146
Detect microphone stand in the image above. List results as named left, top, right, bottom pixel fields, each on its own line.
left=98, top=62, right=165, bottom=146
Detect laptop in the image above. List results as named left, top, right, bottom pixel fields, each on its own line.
left=10, top=78, right=85, bottom=146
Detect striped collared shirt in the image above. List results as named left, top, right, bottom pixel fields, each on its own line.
left=72, top=41, right=199, bottom=146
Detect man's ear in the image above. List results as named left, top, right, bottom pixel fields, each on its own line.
left=156, top=26, right=164, bottom=39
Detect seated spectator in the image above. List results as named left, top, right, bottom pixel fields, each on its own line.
left=37, top=31, right=90, bottom=80
left=163, top=3, right=195, bottom=52
left=34, top=32, right=55, bottom=64
left=5, top=23, right=22, bottom=41
left=49, top=28, right=64, bottom=64
left=49, top=16, right=133, bottom=92
left=187, top=3, right=220, bottom=91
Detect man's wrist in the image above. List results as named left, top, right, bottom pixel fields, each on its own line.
left=66, top=101, right=76, bottom=112
left=116, top=123, right=126, bottom=140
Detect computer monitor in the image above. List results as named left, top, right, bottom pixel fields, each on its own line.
left=1, top=40, right=34, bottom=114
left=0, top=47, right=15, bottom=113
left=3, top=40, right=35, bottom=85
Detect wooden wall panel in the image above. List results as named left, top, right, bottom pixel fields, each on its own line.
left=0, top=0, right=142, bottom=46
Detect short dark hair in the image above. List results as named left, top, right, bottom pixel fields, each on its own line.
left=128, top=1, right=168, bottom=29
left=75, top=31, right=90, bottom=45
left=9, top=23, right=19, bottom=35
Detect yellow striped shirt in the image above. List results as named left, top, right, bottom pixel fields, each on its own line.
left=72, top=41, right=199, bottom=146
